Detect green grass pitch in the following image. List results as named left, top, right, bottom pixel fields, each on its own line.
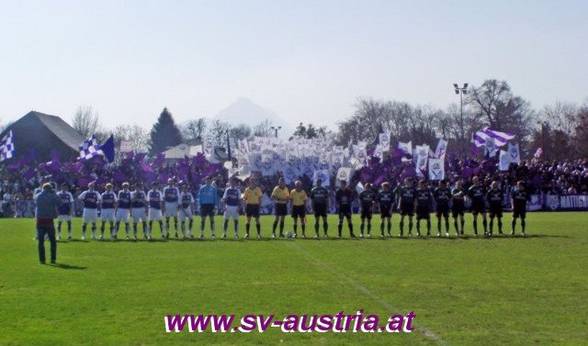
left=1, top=212, right=587, bottom=345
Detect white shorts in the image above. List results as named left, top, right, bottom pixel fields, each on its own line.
left=57, top=214, right=72, bottom=222
left=224, top=205, right=240, bottom=221
left=149, top=208, right=163, bottom=221
left=116, top=208, right=130, bottom=222
left=83, top=208, right=98, bottom=223
left=131, top=208, right=146, bottom=223
left=101, top=208, right=115, bottom=221
left=178, top=207, right=193, bottom=221
left=164, top=202, right=178, bottom=217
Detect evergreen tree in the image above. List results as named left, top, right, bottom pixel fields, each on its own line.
left=149, top=107, right=183, bottom=154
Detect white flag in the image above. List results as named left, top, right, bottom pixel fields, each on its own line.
left=434, top=138, right=448, bottom=159
left=398, top=141, right=412, bottom=155
left=119, top=140, right=133, bottom=153
left=499, top=150, right=511, bottom=171
left=373, top=144, right=384, bottom=159
left=379, top=132, right=391, bottom=151
left=508, top=143, right=520, bottom=164
left=485, top=138, right=498, bottom=157
left=415, top=144, right=429, bottom=177
left=428, top=158, right=445, bottom=180
left=336, top=167, right=353, bottom=184
left=0, top=130, right=15, bottom=161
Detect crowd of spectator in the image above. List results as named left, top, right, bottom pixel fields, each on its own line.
left=1, top=157, right=587, bottom=218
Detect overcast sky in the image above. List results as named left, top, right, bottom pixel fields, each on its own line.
left=1, top=0, right=587, bottom=130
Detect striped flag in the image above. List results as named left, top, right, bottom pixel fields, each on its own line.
left=78, top=134, right=115, bottom=162
left=473, top=127, right=515, bottom=147
left=78, top=135, right=101, bottom=160
left=0, top=130, right=15, bottom=161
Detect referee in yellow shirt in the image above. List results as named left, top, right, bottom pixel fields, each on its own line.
left=242, top=178, right=263, bottom=239
left=271, top=178, right=290, bottom=238
left=290, top=180, right=309, bottom=238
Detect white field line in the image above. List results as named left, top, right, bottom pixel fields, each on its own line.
left=286, top=241, right=446, bottom=345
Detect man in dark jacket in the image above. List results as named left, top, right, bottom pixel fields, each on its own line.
left=34, top=183, right=62, bottom=264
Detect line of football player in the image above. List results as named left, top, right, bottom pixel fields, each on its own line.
left=50, top=175, right=530, bottom=241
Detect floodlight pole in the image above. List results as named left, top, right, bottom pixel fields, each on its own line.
left=270, top=126, right=282, bottom=138
left=454, top=83, right=468, bottom=157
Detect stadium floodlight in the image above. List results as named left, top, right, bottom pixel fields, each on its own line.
left=270, top=126, right=282, bottom=138
left=453, top=82, right=469, bottom=156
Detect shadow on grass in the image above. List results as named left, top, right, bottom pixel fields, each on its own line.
left=49, top=263, right=87, bottom=270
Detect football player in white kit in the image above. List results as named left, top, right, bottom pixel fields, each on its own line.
left=163, top=178, right=180, bottom=237
left=100, top=183, right=117, bottom=240
left=56, top=183, right=74, bottom=240
left=148, top=181, right=166, bottom=239
left=78, top=182, right=101, bottom=240
left=222, top=178, right=241, bottom=239
left=115, top=182, right=132, bottom=239
left=130, top=182, right=148, bottom=240
left=178, top=182, right=194, bottom=239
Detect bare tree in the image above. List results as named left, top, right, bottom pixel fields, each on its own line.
left=72, top=106, right=101, bottom=139
left=252, top=119, right=274, bottom=137
left=113, top=124, right=149, bottom=153
left=206, top=119, right=231, bottom=147
left=573, top=105, right=588, bottom=156
left=541, top=101, right=578, bottom=134
left=229, top=124, right=251, bottom=141
left=181, top=118, right=207, bottom=145
left=468, top=80, right=533, bottom=140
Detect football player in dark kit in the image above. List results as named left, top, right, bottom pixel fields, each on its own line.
left=433, top=180, right=452, bottom=237
left=394, top=177, right=416, bottom=237
left=451, top=180, right=466, bottom=236
left=335, top=180, right=355, bottom=238
left=415, top=180, right=433, bottom=237
left=310, top=178, right=330, bottom=237
left=468, top=176, right=487, bottom=236
left=511, top=180, right=529, bottom=236
left=486, top=180, right=504, bottom=237
left=358, top=182, right=376, bottom=238
left=377, top=182, right=394, bottom=237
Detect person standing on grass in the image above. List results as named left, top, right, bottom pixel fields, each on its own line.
left=130, top=182, right=148, bottom=240
left=222, top=178, right=241, bottom=239
left=115, top=182, right=132, bottom=239
left=415, top=180, right=432, bottom=237
left=34, top=183, right=62, bottom=264
left=335, top=180, right=355, bottom=238
left=147, top=181, right=165, bottom=240
left=358, top=182, right=376, bottom=238
left=377, top=182, right=394, bottom=237
left=242, top=178, right=263, bottom=239
left=290, top=180, right=308, bottom=238
left=78, top=182, right=101, bottom=240
left=271, top=178, right=290, bottom=238
left=486, top=180, right=504, bottom=237
left=99, top=183, right=117, bottom=240
left=163, top=178, right=180, bottom=238
left=467, top=176, right=487, bottom=237
left=310, top=178, right=330, bottom=238
left=451, top=180, right=466, bottom=236
left=178, top=182, right=195, bottom=239
left=433, top=180, right=452, bottom=237
left=198, top=176, right=218, bottom=239
left=56, top=183, right=74, bottom=240
left=511, top=180, right=529, bottom=237
left=395, top=178, right=416, bottom=237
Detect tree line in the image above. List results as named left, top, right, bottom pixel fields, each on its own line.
left=336, top=79, right=588, bottom=159
left=66, top=78, right=588, bottom=159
